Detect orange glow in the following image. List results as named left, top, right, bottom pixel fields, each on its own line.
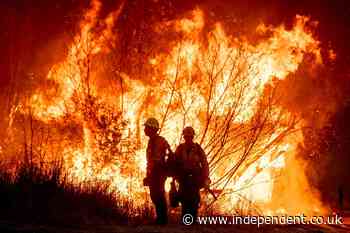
left=19, top=1, right=332, bottom=216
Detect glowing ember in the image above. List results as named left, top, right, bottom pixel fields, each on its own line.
left=16, top=0, right=331, bottom=216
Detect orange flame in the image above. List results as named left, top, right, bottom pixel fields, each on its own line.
left=22, top=1, right=330, bottom=216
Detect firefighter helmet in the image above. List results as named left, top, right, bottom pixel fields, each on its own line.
left=183, top=126, right=195, bottom=136
left=144, top=117, right=160, bottom=129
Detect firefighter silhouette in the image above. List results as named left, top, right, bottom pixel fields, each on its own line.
left=143, top=118, right=172, bottom=224
left=172, top=126, right=210, bottom=221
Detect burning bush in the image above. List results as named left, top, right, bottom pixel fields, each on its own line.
left=0, top=0, right=339, bottom=219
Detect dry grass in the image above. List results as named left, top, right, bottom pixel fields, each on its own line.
left=0, top=162, right=152, bottom=226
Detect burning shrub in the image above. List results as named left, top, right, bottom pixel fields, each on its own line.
left=0, top=0, right=338, bottom=218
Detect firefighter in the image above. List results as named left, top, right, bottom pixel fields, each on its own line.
left=173, top=126, right=210, bottom=221
left=143, top=117, right=172, bottom=224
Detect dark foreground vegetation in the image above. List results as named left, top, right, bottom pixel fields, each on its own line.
left=0, top=162, right=349, bottom=233
left=0, top=162, right=151, bottom=226
left=0, top=221, right=348, bottom=233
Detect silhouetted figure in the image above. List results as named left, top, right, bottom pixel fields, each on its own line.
left=338, top=185, right=344, bottom=211
left=143, top=118, right=172, bottom=225
left=173, top=126, right=210, bottom=222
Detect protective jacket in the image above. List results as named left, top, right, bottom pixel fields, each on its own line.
left=146, top=135, right=171, bottom=177
left=173, top=142, right=209, bottom=187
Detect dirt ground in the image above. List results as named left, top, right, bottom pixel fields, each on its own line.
left=1, top=212, right=350, bottom=233
left=0, top=223, right=349, bottom=233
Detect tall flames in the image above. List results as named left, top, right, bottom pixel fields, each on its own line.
left=10, top=0, right=331, bottom=215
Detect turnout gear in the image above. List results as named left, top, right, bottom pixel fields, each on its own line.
left=203, top=177, right=211, bottom=189
left=146, top=135, right=171, bottom=178
left=143, top=176, right=151, bottom=186
left=148, top=166, right=167, bottom=224
left=143, top=120, right=172, bottom=224
left=169, top=179, right=180, bottom=208
left=179, top=175, right=201, bottom=219
left=175, top=142, right=209, bottom=186
left=173, top=138, right=210, bottom=221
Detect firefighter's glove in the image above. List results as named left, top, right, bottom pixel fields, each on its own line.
left=143, top=177, right=151, bottom=186
left=204, top=178, right=211, bottom=189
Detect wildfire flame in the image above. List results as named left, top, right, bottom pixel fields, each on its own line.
left=16, top=0, right=330, bottom=215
